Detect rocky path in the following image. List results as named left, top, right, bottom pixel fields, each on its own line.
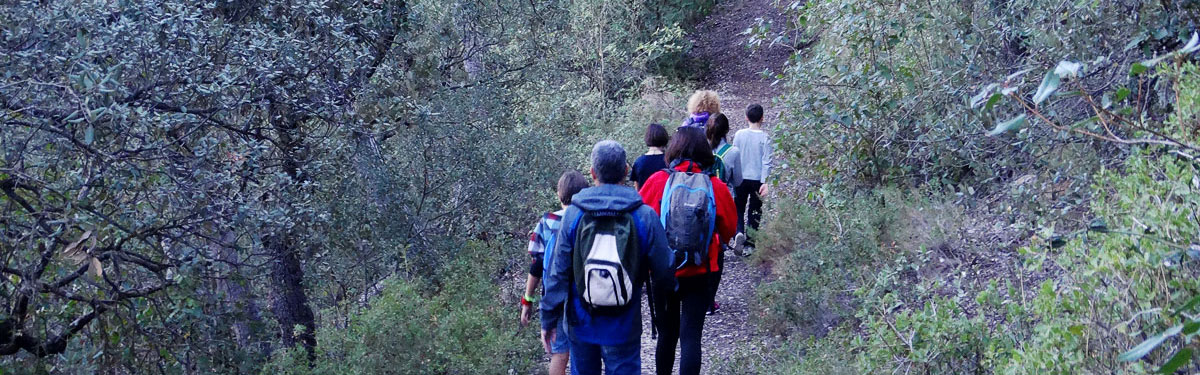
left=638, top=252, right=772, bottom=373
left=688, top=0, right=792, bottom=132
left=638, top=0, right=792, bottom=373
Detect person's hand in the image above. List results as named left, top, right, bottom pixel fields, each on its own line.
left=758, top=183, right=769, bottom=197
left=520, top=304, right=532, bottom=327
left=541, top=328, right=557, bottom=354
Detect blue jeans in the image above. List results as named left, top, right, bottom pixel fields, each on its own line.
left=569, top=338, right=640, bottom=375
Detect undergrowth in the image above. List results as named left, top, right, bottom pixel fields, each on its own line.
left=263, top=241, right=542, bottom=375
left=732, top=62, right=1200, bottom=374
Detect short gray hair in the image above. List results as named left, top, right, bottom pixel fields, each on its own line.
left=591, top=140, right=627, bottom=184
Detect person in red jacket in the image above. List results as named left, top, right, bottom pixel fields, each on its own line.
left=638, top=125, right=738, bottom=375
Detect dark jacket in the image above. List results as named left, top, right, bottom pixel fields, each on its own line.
left=540, top=184, right=676, bottom=345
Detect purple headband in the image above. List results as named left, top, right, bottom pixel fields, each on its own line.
left=681, top=112, right=710, bottom=129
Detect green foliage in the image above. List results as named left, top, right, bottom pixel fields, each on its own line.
left=998, top=148, right=1200, bottom=374
left=759, top=0, right=1193, bottom=187
left=750, top=63, right=1200, bottom=374
left=751, top=186, right=894, bottom=337
left=263, top=242, right=541, bottom=375
left=732, top=184, right=993, bottom=373
left=975, top=34, right=1200, bottom=163
left=0, top=0, right=713, bottom=372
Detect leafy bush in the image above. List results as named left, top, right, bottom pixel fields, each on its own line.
left=751, top=184, right=972, bottom=337
left=998, top=147, right=1200, bottom=374
left=752, top=187, right=888, bottom=337
left=263, top=242, right=541, bottom=375
left=757, top=0, right=1194, bottom=187
left=748, top=61, right=1200, bottom=374
left=732, top=184, right=991, bottom=373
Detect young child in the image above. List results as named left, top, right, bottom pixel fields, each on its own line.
left=522, top=170, right=590, bottom=375
left=732, top=104, right=772, bottom=253
left=630, top=123, right=670, bottom=190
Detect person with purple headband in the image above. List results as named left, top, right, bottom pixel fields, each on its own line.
left=680, top=90, right=719, bottom=129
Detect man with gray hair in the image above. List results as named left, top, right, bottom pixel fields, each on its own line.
left=541, top=140, right=675, bottom=374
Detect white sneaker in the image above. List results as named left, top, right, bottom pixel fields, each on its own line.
left=733, top=232, right=746, bottom=255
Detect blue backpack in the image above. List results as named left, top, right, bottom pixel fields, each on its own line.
left=659, top=160, right=717, bottom=270
left=537, top=213, right=563, bottom=289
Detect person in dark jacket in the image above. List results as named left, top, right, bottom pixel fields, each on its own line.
left=630, top=123, right=670, bottom=190
left=541, top=140, right=676, bottom=375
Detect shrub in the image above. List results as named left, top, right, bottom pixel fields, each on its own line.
left=263, top=242, right=542, bottom=375
left=757, top=0, right=1192, bottom=187
left=748, top=62, right=1200, bottom=374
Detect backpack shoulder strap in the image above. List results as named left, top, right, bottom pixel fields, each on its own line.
left=705, top=176, right=717, bottom=270
left=715, top=143, right=731, bottom=158
left=564, top=205, right=587, bottom=248
left=710, top=156, right=725, bottom=180
left=659, top=171, right=676, bottom=226
left=626, top=207, right=649, bottom=255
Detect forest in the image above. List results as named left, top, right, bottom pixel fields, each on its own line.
left=1, top=0, right=1199, bottom=374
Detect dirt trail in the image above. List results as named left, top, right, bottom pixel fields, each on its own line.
left=688, top=0, right=792, bottom=132
left=638, top=0, right=793, bottom=373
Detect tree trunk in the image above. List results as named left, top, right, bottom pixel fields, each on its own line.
left=265, top=232, right=316, bottom=359
left=208, top=229, right=265, bottom=352
left=266, top=99, right=317, bottom=360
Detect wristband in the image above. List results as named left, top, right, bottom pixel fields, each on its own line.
left=521, top=298, right=532, bottom=307
left=523, top=294, right=537, bottom=304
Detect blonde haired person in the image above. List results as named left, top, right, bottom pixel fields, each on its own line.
left=681, top=90, right=720, bottom=128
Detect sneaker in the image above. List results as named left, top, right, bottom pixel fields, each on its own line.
left=733, top=232, right=746, bottom=255
left=706, top=302, right=720, bottom=315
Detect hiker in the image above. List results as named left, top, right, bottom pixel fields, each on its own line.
left=706, top=113, right=743, bottom=198
left=630, top=123, right=670, bottom=190
left=703, top=113, right=742, bottom=315
left=522, top=170, right=591, bottom=375
left=639, top=104, right=738, bottom=374
left=732, top=104, right=772, bottom=254
left=679, top=90, right=720, bottom=130
left=541, top=140, right=676, bottom=375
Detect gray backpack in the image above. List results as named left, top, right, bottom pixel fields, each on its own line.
left=659, top=160, right=717, bottom=270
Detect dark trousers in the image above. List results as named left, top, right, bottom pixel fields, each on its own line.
left=656, top=275, right=710, bottom=375
left=707, top=245, right=725, bottom=307
left=735, top=179, right=763, bottom=246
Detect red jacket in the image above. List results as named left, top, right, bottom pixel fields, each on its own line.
left=638, top=161, right=738, bottom=278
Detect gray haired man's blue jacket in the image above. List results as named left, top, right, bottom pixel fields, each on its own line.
left=540, top=184, right=676, bottom=345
